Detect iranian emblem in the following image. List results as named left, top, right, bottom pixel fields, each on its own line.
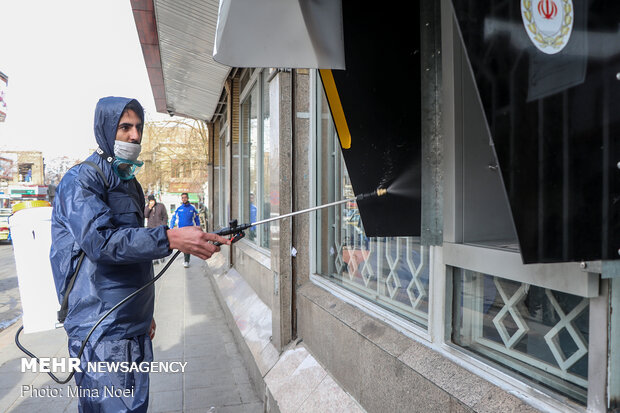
left=521, top=0, right=574, bottom=54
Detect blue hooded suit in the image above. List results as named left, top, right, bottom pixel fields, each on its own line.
left=50, top=97, right=171, bottom=412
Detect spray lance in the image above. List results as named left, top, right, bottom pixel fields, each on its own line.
left=212, top=188, right=388, bottom=245
left=15, top=188, right=387, bottom=384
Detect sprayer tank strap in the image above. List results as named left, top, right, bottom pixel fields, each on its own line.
left=57, top=161, right=110, bottom=324
left=96, top=146, right=115, bottom=164
left=81, top=160, right=109, bottom=188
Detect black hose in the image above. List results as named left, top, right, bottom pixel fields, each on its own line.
left=15, top=250, right=182, bottom=384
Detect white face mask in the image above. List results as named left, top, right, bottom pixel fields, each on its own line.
left=114, top=140, right=142, bottom=161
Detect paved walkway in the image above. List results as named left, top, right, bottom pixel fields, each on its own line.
left=0, top=253, right=262, bottom=412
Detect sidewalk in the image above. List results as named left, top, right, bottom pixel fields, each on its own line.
left=0, top=253, right=263, bottom=412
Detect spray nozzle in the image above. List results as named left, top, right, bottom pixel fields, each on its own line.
left=355, top=187, right=388, bottom=202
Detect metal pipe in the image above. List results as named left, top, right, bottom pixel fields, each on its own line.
left=213, top=189, right=388, bottom=244
left=250, top=197, right=355, bottom=227
left=249, top=188, right=388, bottom=227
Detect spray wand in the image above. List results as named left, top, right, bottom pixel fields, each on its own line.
left=213, top=188, right=388, bottom=245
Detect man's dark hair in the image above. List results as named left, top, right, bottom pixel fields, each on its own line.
left=181, top=193, right=189, bottom=197
left=122, top=100, right=144, bottom=132
left=148, top=194, right=155, bottom=201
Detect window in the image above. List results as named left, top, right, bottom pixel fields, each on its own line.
left=313, top=72, right=430, bottom=328
left=261, top=71, right=271, bottom=247
left=171, top=160, right=180, bottom=179
left=191, top=160, right=201, bottom=178
left=453, top=269, right=589, bottom=403
left=217, top=122, right=227, bottom=229
left=240, top=70, right=270, bottom=249
left=18, top=163, right=33, bottom=182
left=443, top=28, right=598, bottom=407
left=211, top=116, right=227, bottom=230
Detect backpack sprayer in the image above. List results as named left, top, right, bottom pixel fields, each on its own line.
left=14, top=187, right=388, bottom=384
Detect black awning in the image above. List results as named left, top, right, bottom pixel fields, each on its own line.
left=452, top=0, right=620, bottom=263
left=321, top=2, right=422, bottom=237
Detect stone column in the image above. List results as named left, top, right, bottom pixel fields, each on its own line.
left=291, top=70, right=312, bottom=338
left=269, top=70, right=293, bottom=350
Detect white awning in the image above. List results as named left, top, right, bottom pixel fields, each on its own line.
left=133, top=0, right=344, bottom=121
left=213, top=0, right=345, bottom=69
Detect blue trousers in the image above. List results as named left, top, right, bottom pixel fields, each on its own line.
left=68, top=335, right=152, bottom=413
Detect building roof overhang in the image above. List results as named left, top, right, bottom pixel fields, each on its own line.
left=131, top=0, right=231, bottom=121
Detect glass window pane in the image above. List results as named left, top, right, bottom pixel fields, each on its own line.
left=241, top=98, right=250, bottom=224
left=314, top=73, right=430, bottom=329
left=218, top=131, right=226, bottom=228
left=249, top=89, right=258, bottom=243
left=452, top=269, right=589, bottom=404
left=241, top=86, right=259, bottom=244
left=261, top=72, right=271, bottom=249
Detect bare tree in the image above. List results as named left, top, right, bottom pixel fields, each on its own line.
left=44, top=156, right=81, bottom=185
left=138, top=117, right=209, bottom=196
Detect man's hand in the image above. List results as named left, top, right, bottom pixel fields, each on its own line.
left=166, top=227, right=231, bottom=260
left=149, top=318, right=156, bottom=340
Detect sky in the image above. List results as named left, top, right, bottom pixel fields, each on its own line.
left=0, top=0, right=170, bottom=160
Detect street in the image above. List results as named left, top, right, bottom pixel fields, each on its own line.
left=0, top=242, right=20, bottom=331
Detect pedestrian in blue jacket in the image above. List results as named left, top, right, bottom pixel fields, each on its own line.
left=50, top=97, right=229, bottom=413
left=170, top=193, right=200, bottom=267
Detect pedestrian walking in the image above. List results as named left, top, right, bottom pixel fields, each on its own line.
left=145, top=194, right=169, bottom=265
left=170, top=192, right=201, bottom=268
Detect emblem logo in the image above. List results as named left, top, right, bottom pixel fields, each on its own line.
left=521, top=0, right=574, bottom=54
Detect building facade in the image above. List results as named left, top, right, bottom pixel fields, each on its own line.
left=0, top=151, right=48, bottom=207
left=133, top=1, right=619, bottom=411
left=0, top=150, right=45, bottom=186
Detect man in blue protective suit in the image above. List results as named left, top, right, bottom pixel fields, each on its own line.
left=170, top=193, right=200, bottom=268
left=50, top=97, right=229, bottom=413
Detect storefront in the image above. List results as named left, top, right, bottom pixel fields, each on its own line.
left=132, top=1, right=620, bottom=411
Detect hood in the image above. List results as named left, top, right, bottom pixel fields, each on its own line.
left=93, top=97, right=144, bottom=156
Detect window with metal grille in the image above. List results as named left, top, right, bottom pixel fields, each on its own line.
left=313, top=73, right=430, bottom=329
left=452, top=269, right=589, bottom=404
